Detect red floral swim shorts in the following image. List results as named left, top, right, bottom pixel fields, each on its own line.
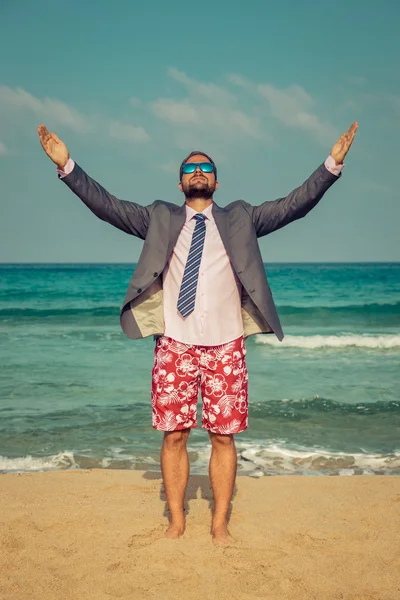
left=151, top=335, right=248, bottom=434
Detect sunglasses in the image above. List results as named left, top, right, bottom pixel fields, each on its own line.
left=181, top=162, right=215, bottom=175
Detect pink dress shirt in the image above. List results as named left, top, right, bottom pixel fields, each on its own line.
left=57, top=155, right=344, bottom=345
left=162, top=202, right=244, bottom=345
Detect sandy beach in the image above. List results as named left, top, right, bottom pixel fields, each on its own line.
left=1, top=470, right=399, bottom=600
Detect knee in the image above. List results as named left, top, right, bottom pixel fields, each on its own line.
left=209, top=432, right=235, bottom=448
left=163, top=429, right=190, bottom=449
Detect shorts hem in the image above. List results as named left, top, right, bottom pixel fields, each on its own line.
left=152, top=424, right=199, bottom=432
left=202, top=424, right=248, bottom=435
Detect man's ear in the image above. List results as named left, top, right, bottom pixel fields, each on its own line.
left=178, top=181, right=183, bottom=193
left=215, top=181, right=219, bottom=191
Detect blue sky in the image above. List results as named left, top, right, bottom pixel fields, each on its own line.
left=1, top=0, right=399, bottom=262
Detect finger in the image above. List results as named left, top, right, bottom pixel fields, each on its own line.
left=335, top=133, right=345, bottom=146
left=38, top=125, right=50, bottom=146
left=345, top=127, right=355, bottom=141
left=38, top=129, right=49, bottom=148
left=348, top=122, right=358, bottom=136
left=344, top=134, right=355, bottom=151
left=38, top=124, right=49, bottom=137
left=347, top=126, right=358, bottom=145
left=51, top=132, right=62, bottom=144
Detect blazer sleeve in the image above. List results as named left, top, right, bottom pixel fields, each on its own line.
left=250, top=162, right=341, bottom=238
left=60, top=162, right=152, bottom=240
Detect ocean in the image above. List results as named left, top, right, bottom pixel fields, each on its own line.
left=1, top=263, right=399, bottom=476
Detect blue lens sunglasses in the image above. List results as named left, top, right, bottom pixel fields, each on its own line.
left=182, top=162, right=215, bottom=175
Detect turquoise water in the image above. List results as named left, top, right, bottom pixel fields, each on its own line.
left=1, top=263, right=399, bottom=476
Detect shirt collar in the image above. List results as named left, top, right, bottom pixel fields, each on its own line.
left=185, top=202, right=214, bottom=224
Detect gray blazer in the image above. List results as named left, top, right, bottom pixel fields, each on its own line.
left=61, top=162, right=341, bottom=342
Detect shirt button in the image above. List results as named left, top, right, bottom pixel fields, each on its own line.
left=153, top=272, right=158, bottom=277
left=137, top=288, right=142, bottom=293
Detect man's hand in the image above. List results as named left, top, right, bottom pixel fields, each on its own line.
left=38, top=124, right=70, bottom=169
left=330, top=122, right=358, bottom=165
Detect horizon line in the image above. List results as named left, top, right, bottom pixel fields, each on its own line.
left=1, top=261, right=399, bottom=265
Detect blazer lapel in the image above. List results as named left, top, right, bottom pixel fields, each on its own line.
left=212, top=203, right=231, bottom=255
left=167, top=204, right=186, bottom=259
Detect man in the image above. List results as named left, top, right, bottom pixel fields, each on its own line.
left=38, top=121, right=358, bottom=544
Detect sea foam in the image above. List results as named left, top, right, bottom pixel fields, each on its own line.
left=2, top=443, right=400, bottom=477
left=254, top=334, right=400, bottom=349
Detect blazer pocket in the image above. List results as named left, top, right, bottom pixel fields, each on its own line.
left=230, top=219, right=245, bottom=238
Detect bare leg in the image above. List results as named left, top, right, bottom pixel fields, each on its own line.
left=208, top=432, right=237, bottom=544
left=160, top=428, right=191, bottom=538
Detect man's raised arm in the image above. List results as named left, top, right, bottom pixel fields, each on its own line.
left=37, top=124, right=151, bottom=239
left=250, top=122, right=358, bottom=238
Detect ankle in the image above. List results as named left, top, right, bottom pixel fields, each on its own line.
left=169, top=510, right=185, bottom=524
left=211, top=517, right=228, bottom=530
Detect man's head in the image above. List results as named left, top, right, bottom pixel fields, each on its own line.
left=178, top=151, right=218, bottom=201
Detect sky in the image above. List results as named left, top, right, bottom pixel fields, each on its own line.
left=0, top=0, right=399, bottom=263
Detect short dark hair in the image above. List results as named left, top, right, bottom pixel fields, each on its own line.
left=179, top=150, right=217, bottom=181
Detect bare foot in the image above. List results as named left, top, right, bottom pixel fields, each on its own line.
left=211, top=524, right=234, bottom=545
left=164, top=520, right=185, bottom=539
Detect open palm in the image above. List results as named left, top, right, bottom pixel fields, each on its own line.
left=330, top=122, right=358, bottom=165
left=38, top=124, right=69, bottom=168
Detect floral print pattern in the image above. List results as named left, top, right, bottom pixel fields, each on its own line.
left=151, top=336, right=248, bottom=434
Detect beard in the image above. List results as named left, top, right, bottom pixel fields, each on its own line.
left=181, top=178, right=216, bottom=200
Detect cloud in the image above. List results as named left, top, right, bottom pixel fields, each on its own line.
left=0, top=85, right=150, bottom=143
left=0, top=141, right=8, bottom=155
left=168, top=67, right=236, bottom=104
left=108, top=120, right=150, bottom=142
left=257, top=83, right=337, bottom=141
left=0, top=86, right=88, bottom=131
left=148, top=69, right=337, bottom=148
left=226, top=73, right=251, bottom=89
left=0, top=73, right=342, bottom=157
left=151, top=99, right=199, bottom=125
left=151, top=97, right=261, bottom=139
left=228, top=73, right=338, bottom=143
left=150, top=69, right=262, bottom=142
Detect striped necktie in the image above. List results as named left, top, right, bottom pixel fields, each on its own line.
left=177, top=213, right=207, bottom=318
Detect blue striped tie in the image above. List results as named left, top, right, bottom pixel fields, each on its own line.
left=177, top=213, right=207, bottom=318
